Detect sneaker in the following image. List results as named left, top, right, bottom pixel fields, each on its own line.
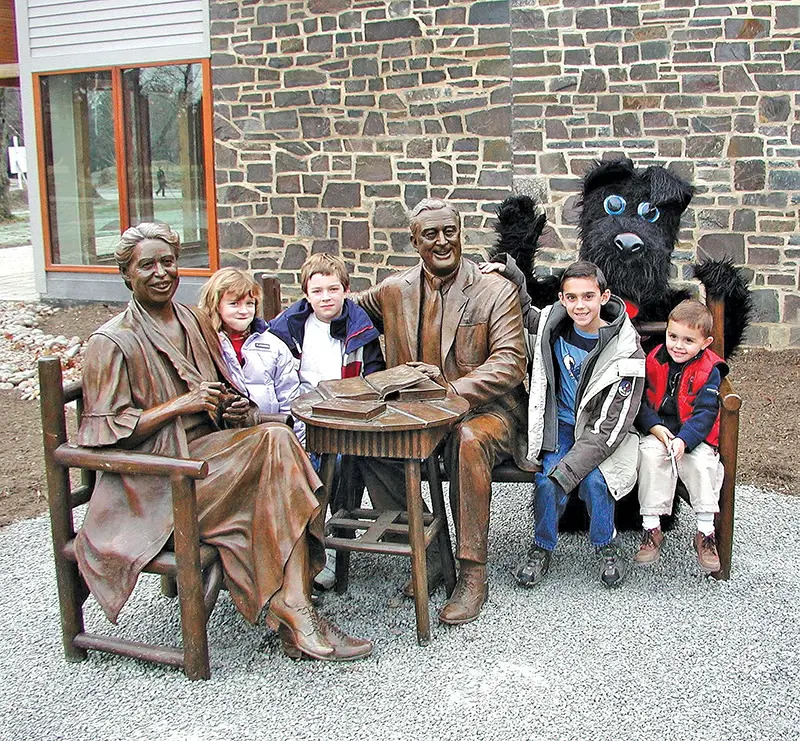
left=693, top=531, right=721, bottom=572
left=597, top=542, right=628, bottom=588
left=313, top=548, right=337, bottom=591
left=633, top=527, right=664, bottom=566
left=514, top=544, right=552, bottom=587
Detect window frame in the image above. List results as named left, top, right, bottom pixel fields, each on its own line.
left=33, top=58, right=218, bottom=276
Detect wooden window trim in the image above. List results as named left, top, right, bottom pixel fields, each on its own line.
left=34, top=59, right=218, bottom=275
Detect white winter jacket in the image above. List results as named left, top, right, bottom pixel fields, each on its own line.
left=219, top=320, right=306, bottom=445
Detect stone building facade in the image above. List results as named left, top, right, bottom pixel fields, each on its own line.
left=210, top=0, right=800, bottom=347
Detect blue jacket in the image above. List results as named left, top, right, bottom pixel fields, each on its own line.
left=268, top=297, right=385, bottom=380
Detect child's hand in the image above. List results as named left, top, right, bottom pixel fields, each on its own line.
left=478, top=261, right=505, bottom=274
left=650, top=424, right=674, bottom=450
left=669, top=437, right=687, bottom=462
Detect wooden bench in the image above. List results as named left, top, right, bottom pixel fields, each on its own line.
left=259, top=275, right=741, bottom=581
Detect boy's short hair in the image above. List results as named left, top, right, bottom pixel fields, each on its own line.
left=197, top=268, right=262, bottom=332
left=300, top=253, right=350, bottom=293
left=668, top=299, right=714, bottom=337
left=559, top=261, right=608, bottom=293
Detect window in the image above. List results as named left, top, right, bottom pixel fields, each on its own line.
left=36, top=60, right=217, bottom=272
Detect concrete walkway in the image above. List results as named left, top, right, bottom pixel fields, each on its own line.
left=0, top=244, right=38, bottom=301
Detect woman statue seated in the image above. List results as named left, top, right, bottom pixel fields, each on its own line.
left=74, top=222, right=370, bottom=662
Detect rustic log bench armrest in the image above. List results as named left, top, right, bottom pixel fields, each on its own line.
left=54, top=445, right=209, bottom=479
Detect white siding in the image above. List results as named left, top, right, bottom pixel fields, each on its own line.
left=17, top=0, right=209, bottom=70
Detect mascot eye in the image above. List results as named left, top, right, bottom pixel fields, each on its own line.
left=637, top=202, right=660, bottom=222
left=603, top=195, right=626, bottom=215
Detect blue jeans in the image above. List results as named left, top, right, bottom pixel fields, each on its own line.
left=533, top=421, right=615, bottom=551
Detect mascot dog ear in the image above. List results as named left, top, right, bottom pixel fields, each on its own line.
left=581, top=157, right=637, bottom=196
left=642, top=165, right=694, bottom=212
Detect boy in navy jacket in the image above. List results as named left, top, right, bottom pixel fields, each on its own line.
left=634, top=300, right=727, bottom=571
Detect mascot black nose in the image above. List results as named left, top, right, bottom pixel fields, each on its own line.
left=614, top=233, right=644, bottom=253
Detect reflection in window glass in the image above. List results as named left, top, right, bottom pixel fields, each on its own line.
left=123, top=64, right=209, bottom=268
left=40, top=72, right=119, bottom=265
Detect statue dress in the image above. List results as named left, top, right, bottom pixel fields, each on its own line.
left=74, top=299, right=324, bottom=624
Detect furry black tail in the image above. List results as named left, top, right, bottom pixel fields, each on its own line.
left=693, top=258, right=752, bottom=357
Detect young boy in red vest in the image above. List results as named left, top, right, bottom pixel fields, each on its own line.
left=634, top=300, right=728, bottom=571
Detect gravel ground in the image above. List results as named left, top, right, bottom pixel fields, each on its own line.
left=2, top=482, right=798, bottom=741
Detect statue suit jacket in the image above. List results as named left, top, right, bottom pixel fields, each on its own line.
left=356, top=259, right=530, bottom=465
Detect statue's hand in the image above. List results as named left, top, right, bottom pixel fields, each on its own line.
left=406, top=361, right=444, bottom=384
left=221, top=396, right=252, bottom=428
left=179, top=381, right=225, bottom=415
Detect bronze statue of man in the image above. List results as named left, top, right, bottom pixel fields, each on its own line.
left=75, top=222, right=371, bottom=661
left=356, top=198, right=529, bottom=624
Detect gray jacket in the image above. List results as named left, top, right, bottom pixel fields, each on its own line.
left=501, top=256, right=646, bottom=498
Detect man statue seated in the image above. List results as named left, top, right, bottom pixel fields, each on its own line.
left=356, top=198, right=530, bottom=625
left=74, top=223, right=371, bottom=662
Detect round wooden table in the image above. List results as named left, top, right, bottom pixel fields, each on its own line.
left=292, top=391, right=469, bottom=645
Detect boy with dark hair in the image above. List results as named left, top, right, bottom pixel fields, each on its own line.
left=481, top=258, right=645, bottom=588
left=634, top=299, right=727, bottom=571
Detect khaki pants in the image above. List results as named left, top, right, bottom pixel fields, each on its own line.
left=637, top=435, right=724, bottom=516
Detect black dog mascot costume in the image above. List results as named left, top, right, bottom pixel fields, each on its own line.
left=493, top=157, right=752, bottom=529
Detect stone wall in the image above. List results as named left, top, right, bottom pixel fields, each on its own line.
left=210, top=0, right=800, bottom=347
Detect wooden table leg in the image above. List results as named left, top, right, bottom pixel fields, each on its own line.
left=405, top=458, right=430, bottom=646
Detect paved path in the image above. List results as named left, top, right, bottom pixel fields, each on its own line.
left=1, top=482, right=798, bottom=741
left=0, top=244, right=38, bottom=301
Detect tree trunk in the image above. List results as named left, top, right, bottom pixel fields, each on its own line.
left=0, top=87, right=12, bottom=222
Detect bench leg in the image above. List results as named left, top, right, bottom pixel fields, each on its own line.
left=171, top=475, right=211, bottom=681
left=405, top=459, right=431, bottom=646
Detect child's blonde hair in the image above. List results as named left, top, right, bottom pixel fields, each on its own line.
left=198, top=268, right=262, bottom=332
left=668, top=299, right=714, bottom=338
left=300, top=253, right=350, bottom=294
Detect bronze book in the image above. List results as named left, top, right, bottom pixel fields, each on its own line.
left=316, top=365, right=442, bottom=401
left=311, top=399, right=388, bottom=421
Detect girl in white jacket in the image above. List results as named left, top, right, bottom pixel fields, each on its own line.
left=198, top=268, right=305, bottom=444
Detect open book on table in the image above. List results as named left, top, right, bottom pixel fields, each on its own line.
left=312, top=365, right=447, bottom=419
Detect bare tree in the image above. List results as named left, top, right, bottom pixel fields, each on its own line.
left=0, top=87, right=12, bottom=221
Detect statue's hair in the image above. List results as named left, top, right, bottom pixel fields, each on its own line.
left=115, top=223, right=181, bottom=275
left=197, top=268, right=262, bottom=332
left=408, top=198, right=461, bottom=235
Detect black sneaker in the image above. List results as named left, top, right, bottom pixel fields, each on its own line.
left=514, top=544, right=552, bottom=587
left=597, top=542, right=628, bottom=588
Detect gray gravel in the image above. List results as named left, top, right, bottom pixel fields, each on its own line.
left=2, top=482, right=799, bottom=741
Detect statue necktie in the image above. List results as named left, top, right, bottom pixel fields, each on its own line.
left=420, top=276, right=443, bottom=368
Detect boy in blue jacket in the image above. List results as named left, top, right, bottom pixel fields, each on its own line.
left=269, top=253, right=385, bottom=590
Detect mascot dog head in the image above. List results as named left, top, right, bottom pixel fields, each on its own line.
left=578, top=158, right=694, bottom=319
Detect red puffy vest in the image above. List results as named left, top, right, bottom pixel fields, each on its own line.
left=645, top=345, right=726, bottom=447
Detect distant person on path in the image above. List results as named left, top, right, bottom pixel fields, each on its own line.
left=156, top=168, right=167, bottom=197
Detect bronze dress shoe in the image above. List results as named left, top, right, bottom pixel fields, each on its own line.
left=277, top=616, right=372, bottom=661
left=438, top=567, right=488, bottom=625
left=267, top=599, right=335, bottom=661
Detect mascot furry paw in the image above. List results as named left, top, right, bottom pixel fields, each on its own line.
left=494, top=157, right=752, bottom=531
